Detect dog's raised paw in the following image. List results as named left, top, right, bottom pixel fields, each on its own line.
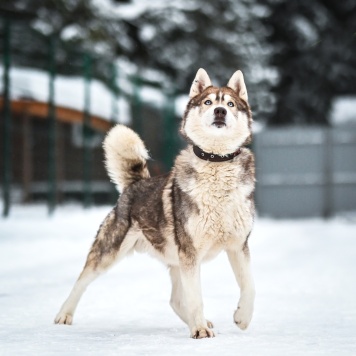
left=233, top=306, right=252, bottom=330
left=192, top=327, right=215, bottom=339
left=54, top=313, right=73, bottom=325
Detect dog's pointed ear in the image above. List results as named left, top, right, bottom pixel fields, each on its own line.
left=189, top=68, right=212, bottom=98
left=227, top=70, right=248, bottom=102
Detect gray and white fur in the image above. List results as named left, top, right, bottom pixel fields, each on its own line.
left=55, top=68, right=256, bottom=339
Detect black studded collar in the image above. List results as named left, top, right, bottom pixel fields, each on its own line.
left=193, top=145, right=241, bottom=162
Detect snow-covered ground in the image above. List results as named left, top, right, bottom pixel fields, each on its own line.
left=0, top=205, right=355, bottom=355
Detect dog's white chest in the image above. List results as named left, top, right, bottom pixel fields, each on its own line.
left=186, top=163, right=254, bottom=247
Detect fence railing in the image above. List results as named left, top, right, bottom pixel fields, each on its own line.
left=254, top=127, right=356, bottom=218
left=0, top=14, right=180, bottom=217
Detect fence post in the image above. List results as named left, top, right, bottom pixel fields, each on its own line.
left=2, top=17, right=11, bottom=217
left=323, top=127, right=333, bottom=218
left=109, top=62, right=120, bottom=205
left=132, top=75, right=142, bottom=135
left=82, top=53, right=92, bottom=208
left=109, top=62, right=120, bottom=203
left=48, top=34, right=57, bottom=215
left=162, top=90, right=177, bottom=170
left=110, top=62, right=119, bottom=124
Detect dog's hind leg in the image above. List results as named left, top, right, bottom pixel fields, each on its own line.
left=227, top=242, right=255, bottom=330
left=55, top=203, right=135, bottom=325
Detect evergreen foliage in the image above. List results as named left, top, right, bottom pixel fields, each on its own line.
left=1, top=0, right=355, bottom=124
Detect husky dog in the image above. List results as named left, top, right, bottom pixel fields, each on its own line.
left=55, top=69, right=255, bottom=339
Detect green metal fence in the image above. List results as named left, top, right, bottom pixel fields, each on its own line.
left=1, top=16, right=11, bottom=217
left=0, top=14, right=180, bottom=217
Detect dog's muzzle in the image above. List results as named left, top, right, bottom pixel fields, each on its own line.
left=212, top=107, right=227, bottom=128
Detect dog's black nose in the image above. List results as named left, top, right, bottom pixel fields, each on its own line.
left=214, top=107, right=227, bottom=118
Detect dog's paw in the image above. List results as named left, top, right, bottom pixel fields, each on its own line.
left=191, top=327, right=215, bottom=339
left=206, top=319, right=214, bottom=329
left=233, top=304, right=253, bottom=330
left=54, top=312, right=73, bottom=325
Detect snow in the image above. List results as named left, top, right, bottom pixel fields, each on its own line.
left=0, top=66, right=131, bottom=125
left=330, top=96, right=356, bottom=126
left=60, top=24, right=85, bottom=41
left=92, top=0, right=199, bottom=21
left=174, top=94, right=189, bottom=117
left=0, top=64, right=186, bottom=123
left=293, top=16, right=319, bottom=44
left=1, top=205, right=356, bottom=355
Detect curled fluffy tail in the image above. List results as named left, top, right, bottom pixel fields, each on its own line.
left=103, top=124, right=150, bottom=192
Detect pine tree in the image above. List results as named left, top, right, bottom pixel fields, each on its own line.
left=260, top=0, right=356, bottom=125
left=1, top=0, right=275, bottom=119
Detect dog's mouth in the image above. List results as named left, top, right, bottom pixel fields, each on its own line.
left=212, top=120, right=226, bottom=128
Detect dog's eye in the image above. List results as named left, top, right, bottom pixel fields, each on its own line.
left=227, top=102, right=234, bottom=107
left=204, top=100, right=212, bottom=105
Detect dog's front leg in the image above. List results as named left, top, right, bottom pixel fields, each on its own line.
left=227, top=244, right=255, bottom=330
left=179, top=262, right=214, bottom=339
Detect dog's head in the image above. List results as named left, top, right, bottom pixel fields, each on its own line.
left=181, top=68, right=252, bottom=155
